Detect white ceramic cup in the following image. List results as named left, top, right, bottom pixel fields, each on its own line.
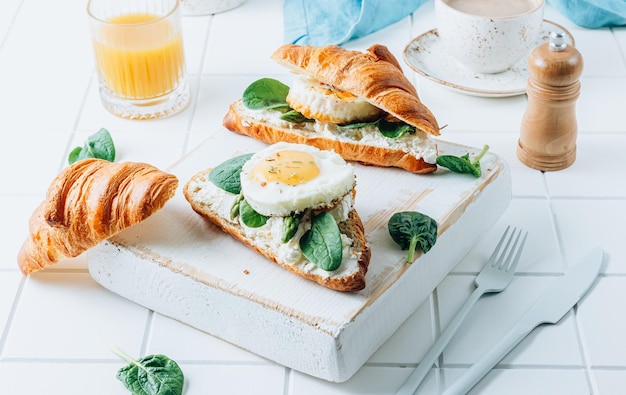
left=435, top=0, right=545, bottom=74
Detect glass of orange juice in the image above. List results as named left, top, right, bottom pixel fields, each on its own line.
left=87, top=0, right=190, bottom=120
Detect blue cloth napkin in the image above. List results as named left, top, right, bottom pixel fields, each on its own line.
left=283, top=0, right=625, bottom=47
left=283, top=0, right=427, bottom=46
left=547, top=0, right=626, bottom=28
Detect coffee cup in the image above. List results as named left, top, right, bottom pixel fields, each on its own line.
left=435, top=0, right=544, bottom=74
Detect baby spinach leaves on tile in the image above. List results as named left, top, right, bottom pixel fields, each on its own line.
left=436, top=144, right=489, bottom=178
left=68, top=127, right=116, bottom=164
left=300, top=211, right=343, bottom=271
left=388, top=211, right=437, bottom=263
left=209, top=153, right=253, bottom=194
left=113, top=348, right=184, bottom=395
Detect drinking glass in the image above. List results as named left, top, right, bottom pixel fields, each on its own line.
left=87, top=0, right=190, bottom=119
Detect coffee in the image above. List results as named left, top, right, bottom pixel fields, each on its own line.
left=444, top=0, right=542, bottom=18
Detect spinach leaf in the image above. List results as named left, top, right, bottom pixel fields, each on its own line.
left=338, top=120, right=379, bottom=130
left=242, top=78, right=291, bottom=111
left=300, top=211, right=343, bottom=271
left=338, top=118, right=415, bottom=138
left=239, top=198, right=269, bottom=228
left=68, top=128, right=116, bottom=164
left=113, top=348, right=184, bottom=395
left=339, top=120, right=376, bottom=129
left=377, top=118, right=415, bottom=138
left=241, top=79, right=311, bottom=123
left=388, top=211, right=437, bottom=263
left=436, top=145, right=489, bottom=178
left=280, top=109, right=313, bottom=123
left=209, top=153, right=253, bottom=194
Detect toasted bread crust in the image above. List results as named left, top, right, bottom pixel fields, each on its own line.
left=183, top=169, right=370, bottom=292
left=223, top=100, right=437, bottom=174
left=271, top=44, right=440, bottom=137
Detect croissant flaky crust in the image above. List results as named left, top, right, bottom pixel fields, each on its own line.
left=18, top=158, right=178, bottom=275
left=271, top=44, right=441, bottom=136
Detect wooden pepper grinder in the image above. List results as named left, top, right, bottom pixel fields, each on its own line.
left=518, top=31, right=584, bottom=171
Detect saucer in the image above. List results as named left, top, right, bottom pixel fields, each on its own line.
left=403, top=20, right=575, bottom=97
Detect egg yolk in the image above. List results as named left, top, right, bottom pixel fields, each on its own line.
left=249, top=150, right=320, bottom=186
left=319, top=81, right=357, bottom=100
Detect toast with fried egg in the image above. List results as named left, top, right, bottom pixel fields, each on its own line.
left=183, top=142, right=370, bottom=292
left=223, top=44, right=440, bottom=174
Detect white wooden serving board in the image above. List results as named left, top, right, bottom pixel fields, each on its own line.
left=88, top=130, right=511, bottom=382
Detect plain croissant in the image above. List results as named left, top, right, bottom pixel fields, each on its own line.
left=18, top=158, right=178, bottom=275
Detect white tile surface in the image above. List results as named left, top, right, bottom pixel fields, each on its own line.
left=545, top=133, right=626, bottom=197
left=2, top=0, right=624, bottom=394
left=292, top=365, right=439, bottom=395
left=2, top=132, right=69, bottom=194
left=576, top=78, right=626, bottom=133
left=443, top=368, right=590, bottom=395
left=202, top=0, right=285, bottom=75
left=367, top=294, right=434, bottom=364
left=577, top=277, right=626, bottom=367
left=592, top=369, right=626, bottom=395
left=179, top=364, right=286, bottom=395
left=571, top=28, right=626, bottom=77
left=0, top=195, right=43, bottom=270
left=614, top=27, right=626, bottom=65
left=0, top=362, right=124, bottom=395
left=148, top=314, right=268, bottom=363
left=552, top=199, right=626, bottom=274
left=0, top=1, right=92, bottom=132
left=3, top=272, right=148, bottom=359
left=454, top=198, right=564, bottom=273
left=0, top=272, right=22, bottom=337
left=0, top=0, right=21, bottom=46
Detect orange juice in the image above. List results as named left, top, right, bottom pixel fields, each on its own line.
left=92, top=13, right=185, bottom=100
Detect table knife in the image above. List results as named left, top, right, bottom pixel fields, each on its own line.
left=442, top=246, right=604, bottom=395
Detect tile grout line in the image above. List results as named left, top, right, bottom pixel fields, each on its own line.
left=282, top=366, right=292, bottom=395
left=546, top=168, right=596, bottom=394
left=181, top=15, right=213, bottom=157
left=0, top=275, right=28, bottom=360
left=140, top=310, right=155, bottom=357
left=0, top=0, right=24, bottom=56
left=610, top=27, right=626, bottom=71
left=573, top=302, right=597, bottom=393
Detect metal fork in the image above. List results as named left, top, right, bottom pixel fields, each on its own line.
left=396, top=226, right=528, bottom=395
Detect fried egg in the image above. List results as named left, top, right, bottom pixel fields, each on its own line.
left=240, top=142, right=355, bottom=216
left=286, top=74, right=384, bottom=124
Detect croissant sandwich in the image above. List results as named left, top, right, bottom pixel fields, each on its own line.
left=223, top=44, right=441, bottom=174
left=184, top=142, right=370, bottom=292
left=18, top=158, right=178, bottom=275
